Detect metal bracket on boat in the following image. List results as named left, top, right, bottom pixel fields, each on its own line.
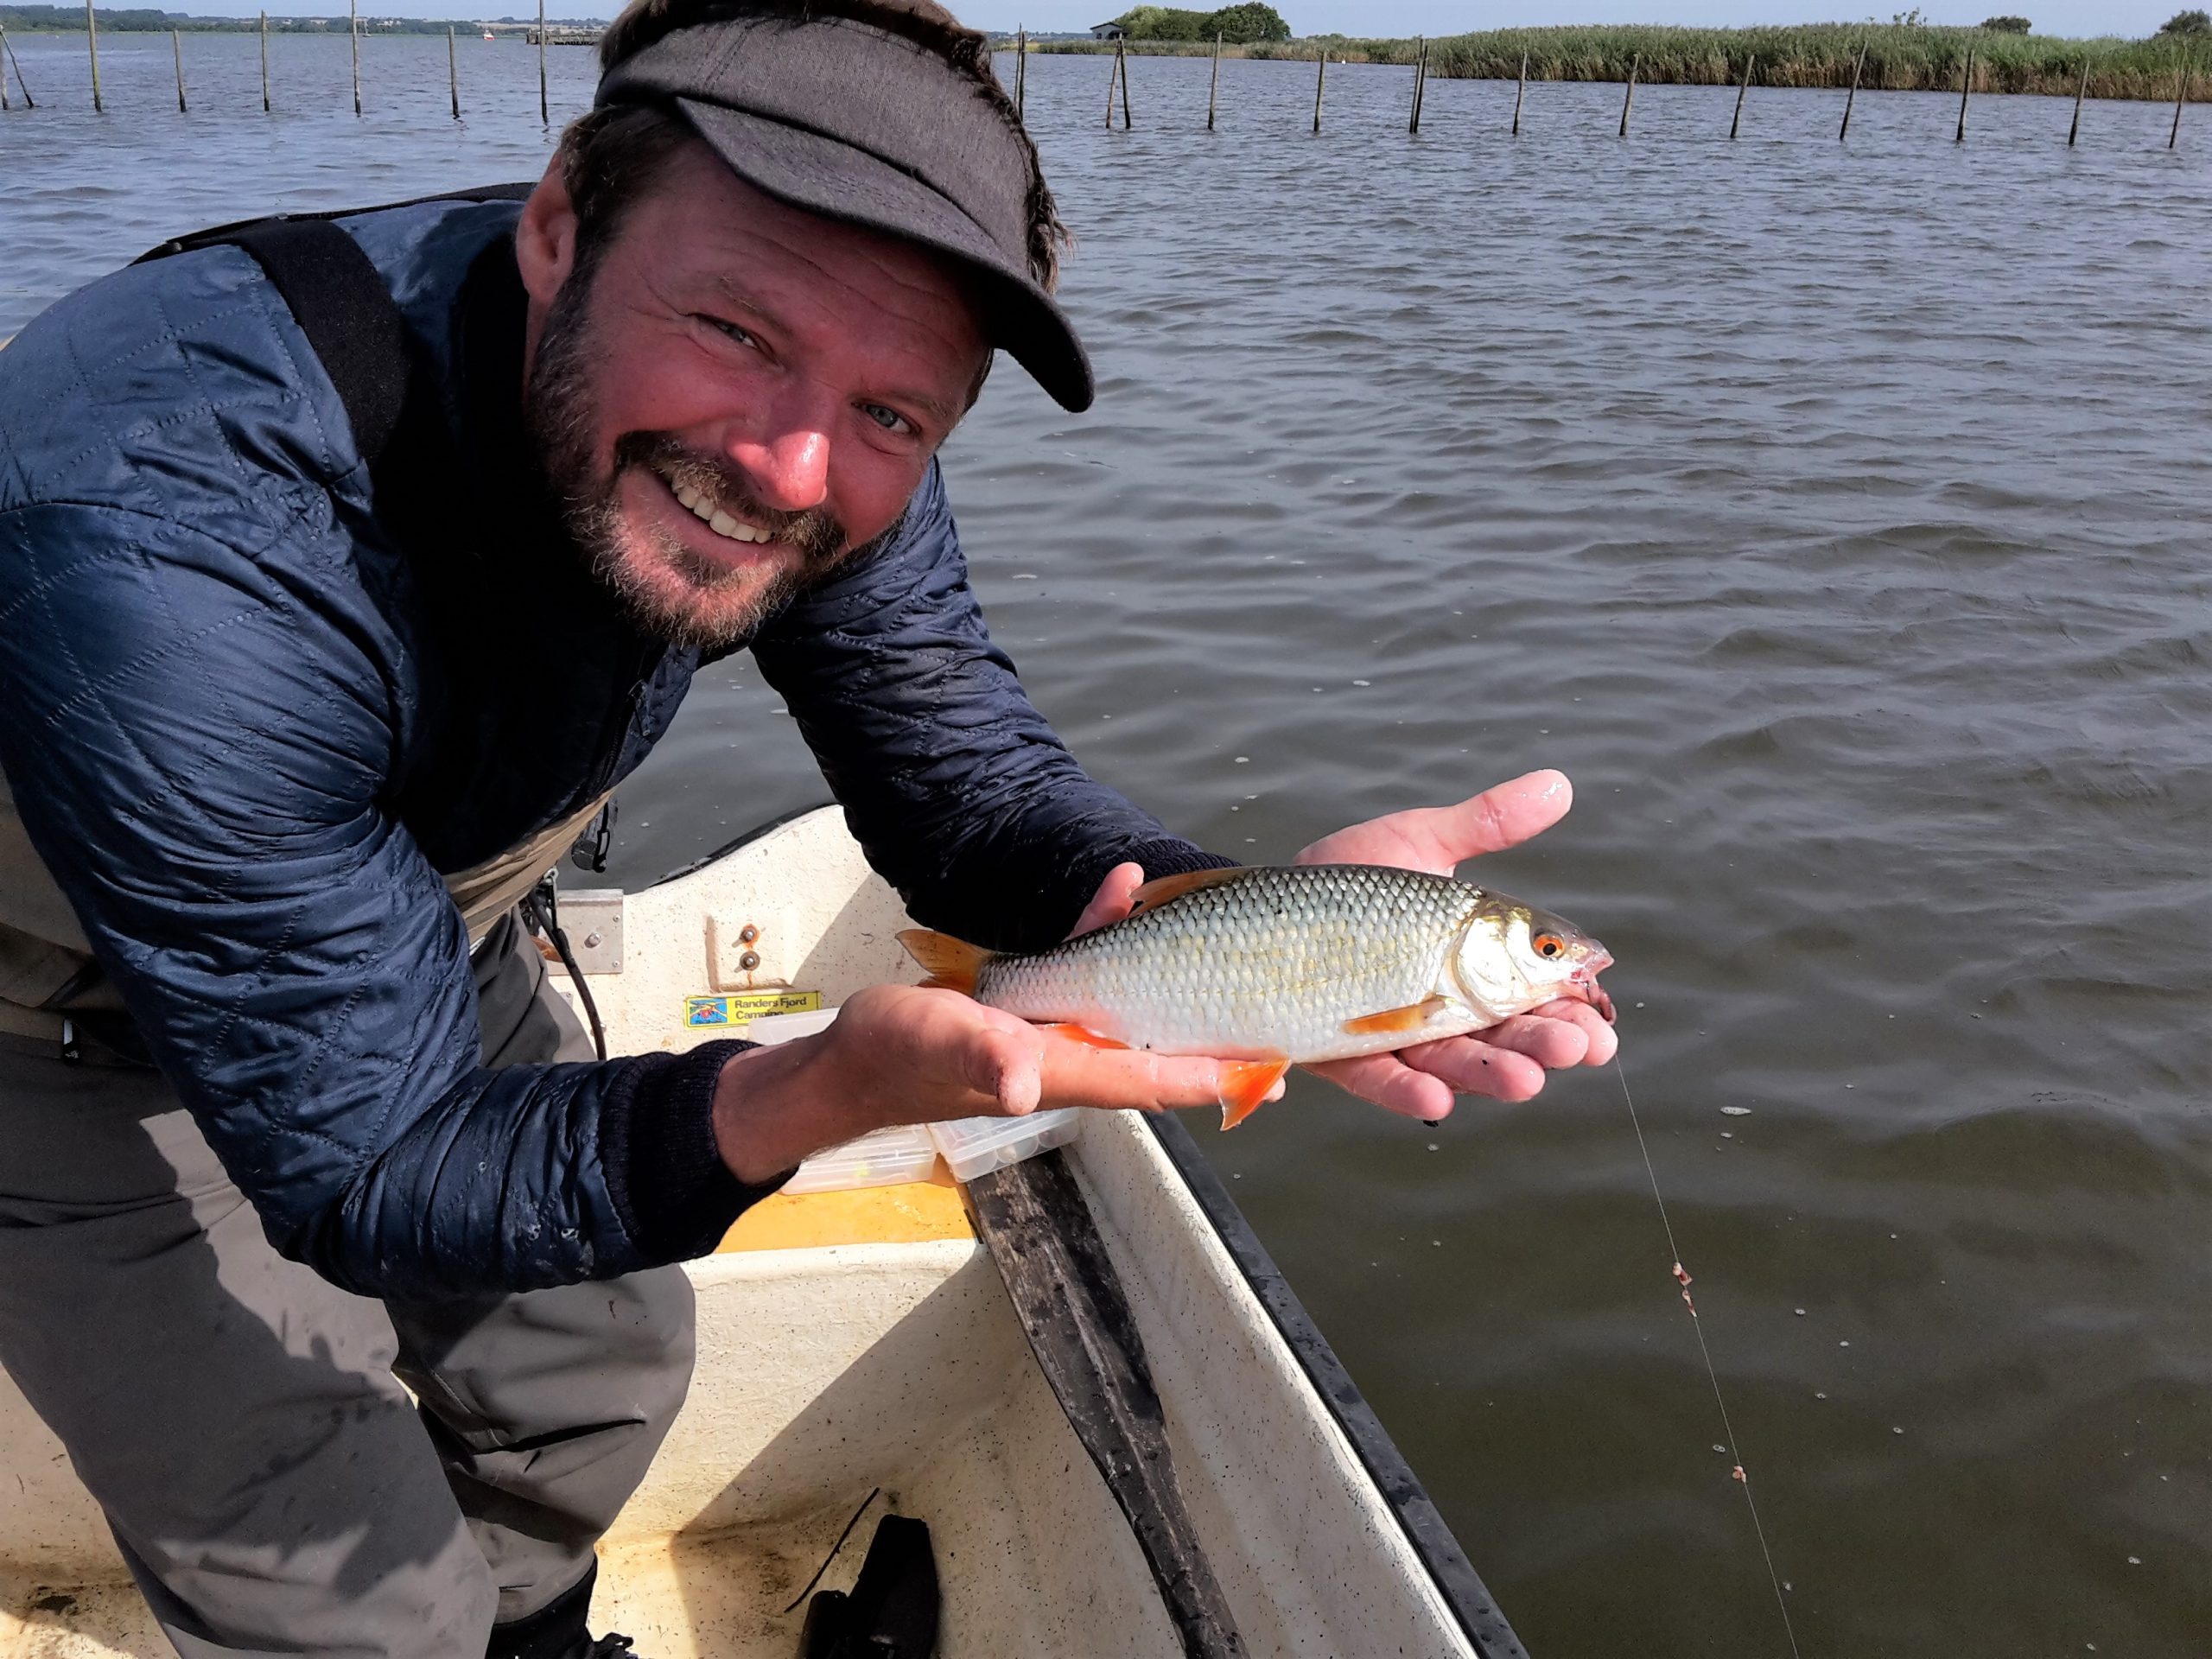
left=555, top=888, right=624, bottom=974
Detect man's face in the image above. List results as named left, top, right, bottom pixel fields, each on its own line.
left=517, top=140, right=991, bottom=648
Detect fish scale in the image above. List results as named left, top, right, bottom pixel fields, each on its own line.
left=977, top=866, right=1490, bottom=1062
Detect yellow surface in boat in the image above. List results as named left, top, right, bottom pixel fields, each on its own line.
left=715, top=1177, right=972, bottom=1252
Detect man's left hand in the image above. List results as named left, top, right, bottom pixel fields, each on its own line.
left=1073, top=768, right=1618, bottom=1122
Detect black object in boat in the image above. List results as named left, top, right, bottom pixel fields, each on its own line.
left=798, top=1514, right=939, bottom=1658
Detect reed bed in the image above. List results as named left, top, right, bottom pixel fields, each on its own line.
left=1032, top=24, right=2203, bottom=102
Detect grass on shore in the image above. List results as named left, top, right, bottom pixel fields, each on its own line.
left=1030, top=23, right=2204, bottom=103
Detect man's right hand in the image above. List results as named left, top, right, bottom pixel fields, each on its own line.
left=709, top=982, right=1281, bottom=1185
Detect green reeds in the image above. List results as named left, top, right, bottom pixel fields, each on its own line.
left=1033, top=24, right=2202, bottom=104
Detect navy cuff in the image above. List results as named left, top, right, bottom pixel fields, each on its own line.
left=599, top=1039, right=792, bottom=1262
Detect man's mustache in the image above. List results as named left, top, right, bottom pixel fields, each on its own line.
left=613, top=433, right=847, bottom=567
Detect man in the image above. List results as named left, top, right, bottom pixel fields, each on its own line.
left=0, top=2, right=1615, bottom=1654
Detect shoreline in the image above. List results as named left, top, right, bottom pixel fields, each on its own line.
left=1020, top=24, right=2207, bottom=104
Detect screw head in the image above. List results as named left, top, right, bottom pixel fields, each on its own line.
left=582, top=931, right=603, bottom=950
left=739, top=925, right=760, bottom=944
left=739, top=950, right=761, bottom=972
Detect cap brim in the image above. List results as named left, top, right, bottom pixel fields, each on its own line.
left=675, top=98, right=1094, bottom=414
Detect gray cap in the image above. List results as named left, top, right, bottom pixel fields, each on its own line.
left=596, top=16, right=1092, bottom=412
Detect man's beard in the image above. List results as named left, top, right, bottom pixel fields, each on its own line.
left=523, top=274, right=852, bottom=651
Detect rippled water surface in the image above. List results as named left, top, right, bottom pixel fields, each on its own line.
left=4, top=35, right=2209, bottom=1658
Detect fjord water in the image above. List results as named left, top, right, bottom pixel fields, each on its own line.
left=4, top=35, right=2207, bottom=1657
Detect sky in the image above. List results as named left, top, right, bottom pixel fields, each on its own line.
left=164, top=2, right=2184, bottom=41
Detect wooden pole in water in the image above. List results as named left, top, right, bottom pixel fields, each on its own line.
left=1618, top=53, right=1637, bottom=137
left=1955, top=47, right=1972, bottom=143
left=0, top=25, right=10, bottom=111
left=1103, top=41, right=1116, bottom=127
left=1408, top=38, right=1426, bottom=134
left=1014, top=27, right=1026, bottom=120
left=259, top=10, right=270, bottom=111
left=171, top=29, right=185, bottom=113
left=3, top=25, right=29, bottom=109
left=1730, top=52, right=1752, bottom=139
left=448, top=24, right=459, bottom=118
left=1206, top=31, right=1220, bottom=130
left=1511, top=49, right=1526, bottom=134
left=1840, top=41, right=1865, bottom=139
left=85, top=0, right=102, bottom=113
left=2171, top=54, right=2190, bottom=149
left=349, top=0, right=360, bottom=116
left=1312, top=51, right=1325, bottom=134
left=2067, top=55, right=2088, bottom=145
left=1116, top=35, right=1131, bottom=129
left=537, top=0, right=548, bottom=127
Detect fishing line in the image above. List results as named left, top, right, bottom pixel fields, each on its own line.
left=1616, top=1056, right=1802, bottom=1659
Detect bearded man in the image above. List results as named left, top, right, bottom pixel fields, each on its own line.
left=0, top=2, right=1615, bottom=1654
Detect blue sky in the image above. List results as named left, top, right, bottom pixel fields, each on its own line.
left=170, top=3, right=2186, bottom=40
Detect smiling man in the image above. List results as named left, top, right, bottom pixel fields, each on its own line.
left=0, top=2, right=1611, bottom=1656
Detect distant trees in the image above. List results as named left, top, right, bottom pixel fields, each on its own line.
left=1112, top=4, right=1291, bottom=45
left=1979, top=15, right=2031, bottom=31
left=2158, top=8, right=2210, bottom=33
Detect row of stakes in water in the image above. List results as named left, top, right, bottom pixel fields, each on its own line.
left=0, top=22, right=2194, bottom=152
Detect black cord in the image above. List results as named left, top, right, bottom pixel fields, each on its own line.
left=522, top=882, right=607, bottom=1063
left=779, top=1486, right=881, bottom=1615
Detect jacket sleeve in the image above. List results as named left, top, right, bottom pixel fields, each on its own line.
left=750, top=463, right=1234, bottom=954
left=0, top=503, right=775, bottom=1300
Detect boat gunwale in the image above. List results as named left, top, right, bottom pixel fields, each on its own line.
left=1146, top=1111, right=1531, bottom=1659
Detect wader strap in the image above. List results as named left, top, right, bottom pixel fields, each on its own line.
left=133, top=181, right=534, bottom=467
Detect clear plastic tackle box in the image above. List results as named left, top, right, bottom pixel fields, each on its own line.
left=746, top=1007, right=1083, bottom=1190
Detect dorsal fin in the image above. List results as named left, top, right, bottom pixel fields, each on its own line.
left=1128, top=867, right=1248, bottom=915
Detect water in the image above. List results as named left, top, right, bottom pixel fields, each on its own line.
left=5, top=35, right=2209, bottom=1658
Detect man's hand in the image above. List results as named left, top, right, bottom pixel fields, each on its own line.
left=710, top=982, right=1284, bottom=1184
left=1074, top=769, right=1618, bottom=1124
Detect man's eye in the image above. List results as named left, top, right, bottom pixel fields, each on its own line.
left=702, top=316, right=758, bottom=347
left=861, top=404, right=914, bottom=436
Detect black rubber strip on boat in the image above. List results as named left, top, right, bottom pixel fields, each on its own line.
left=966, top=1148, right=1247, bottom=1659
left=1147, top=1112, right=1534, bottom=1659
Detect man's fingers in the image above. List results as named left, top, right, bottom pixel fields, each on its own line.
left=1037, top=1033, right=1280, bottom=1115
left=1304, top=1053, right=1458, bottom=1121
left=1525, top=998, right=1619, bottom=1066
left=1069, top=861, right=1144, bottom=938
left=1451, top=1013, right=1591, bottom=1071
left=1414, top=769, right=1573, bottom=866
left=1294, top=769, right=1573, bottom=871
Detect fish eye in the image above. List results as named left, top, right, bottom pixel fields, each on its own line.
left=1532, top=931, right=1567, bottom=960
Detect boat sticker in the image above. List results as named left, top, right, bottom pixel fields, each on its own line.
left=687, top=990, right=823, bottom=1027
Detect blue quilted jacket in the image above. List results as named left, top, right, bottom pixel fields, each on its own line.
left=0, top=196, right=1225, bottom=1299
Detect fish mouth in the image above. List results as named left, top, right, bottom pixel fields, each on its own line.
left=1567, top=948, right=1617, bottom=1025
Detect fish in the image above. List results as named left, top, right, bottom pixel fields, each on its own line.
left=898, top=863, right=1613, bottom=1129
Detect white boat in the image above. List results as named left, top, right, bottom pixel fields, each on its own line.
left=0, top=808, right=1527, bottom=1657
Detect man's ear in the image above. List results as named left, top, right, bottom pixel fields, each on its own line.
left=516, top=159, right=580, bottom=310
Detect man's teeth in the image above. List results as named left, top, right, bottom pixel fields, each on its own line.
left=668, top=477, right=771, bottom=544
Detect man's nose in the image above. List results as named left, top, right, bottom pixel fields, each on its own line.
left=724, top=405, right=831, bottom=514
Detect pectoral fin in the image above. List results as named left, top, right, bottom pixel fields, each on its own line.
left=1219, top=1059, right=1291, bottom=1130
left=898, top=929, right=995, bottom=995
left=1343, top=995, right=1450, bottom=1036
left=1128, top=868, right=1246, bottom=914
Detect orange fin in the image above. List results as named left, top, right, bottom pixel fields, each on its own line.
left=897, top=929, right=995, bottom=995
left=1039, top=1023, right=1128, bottom=1050
left=1218, top=1059, right=1291, bottom=1130
left=1343, top=995, right=1450, bottom=1036
left=1129, top=867, right=1247, bottom=915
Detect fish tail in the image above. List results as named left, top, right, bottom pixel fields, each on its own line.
left=1218, top=1059, right=1291, bottom=1131
left=897, top=928, right=996, bottom=995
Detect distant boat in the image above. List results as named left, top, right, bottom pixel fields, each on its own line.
left=482, top=29, right=494, bottom=40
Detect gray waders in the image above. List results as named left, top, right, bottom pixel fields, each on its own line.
left=0, top=200, right=683, bottom=1656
